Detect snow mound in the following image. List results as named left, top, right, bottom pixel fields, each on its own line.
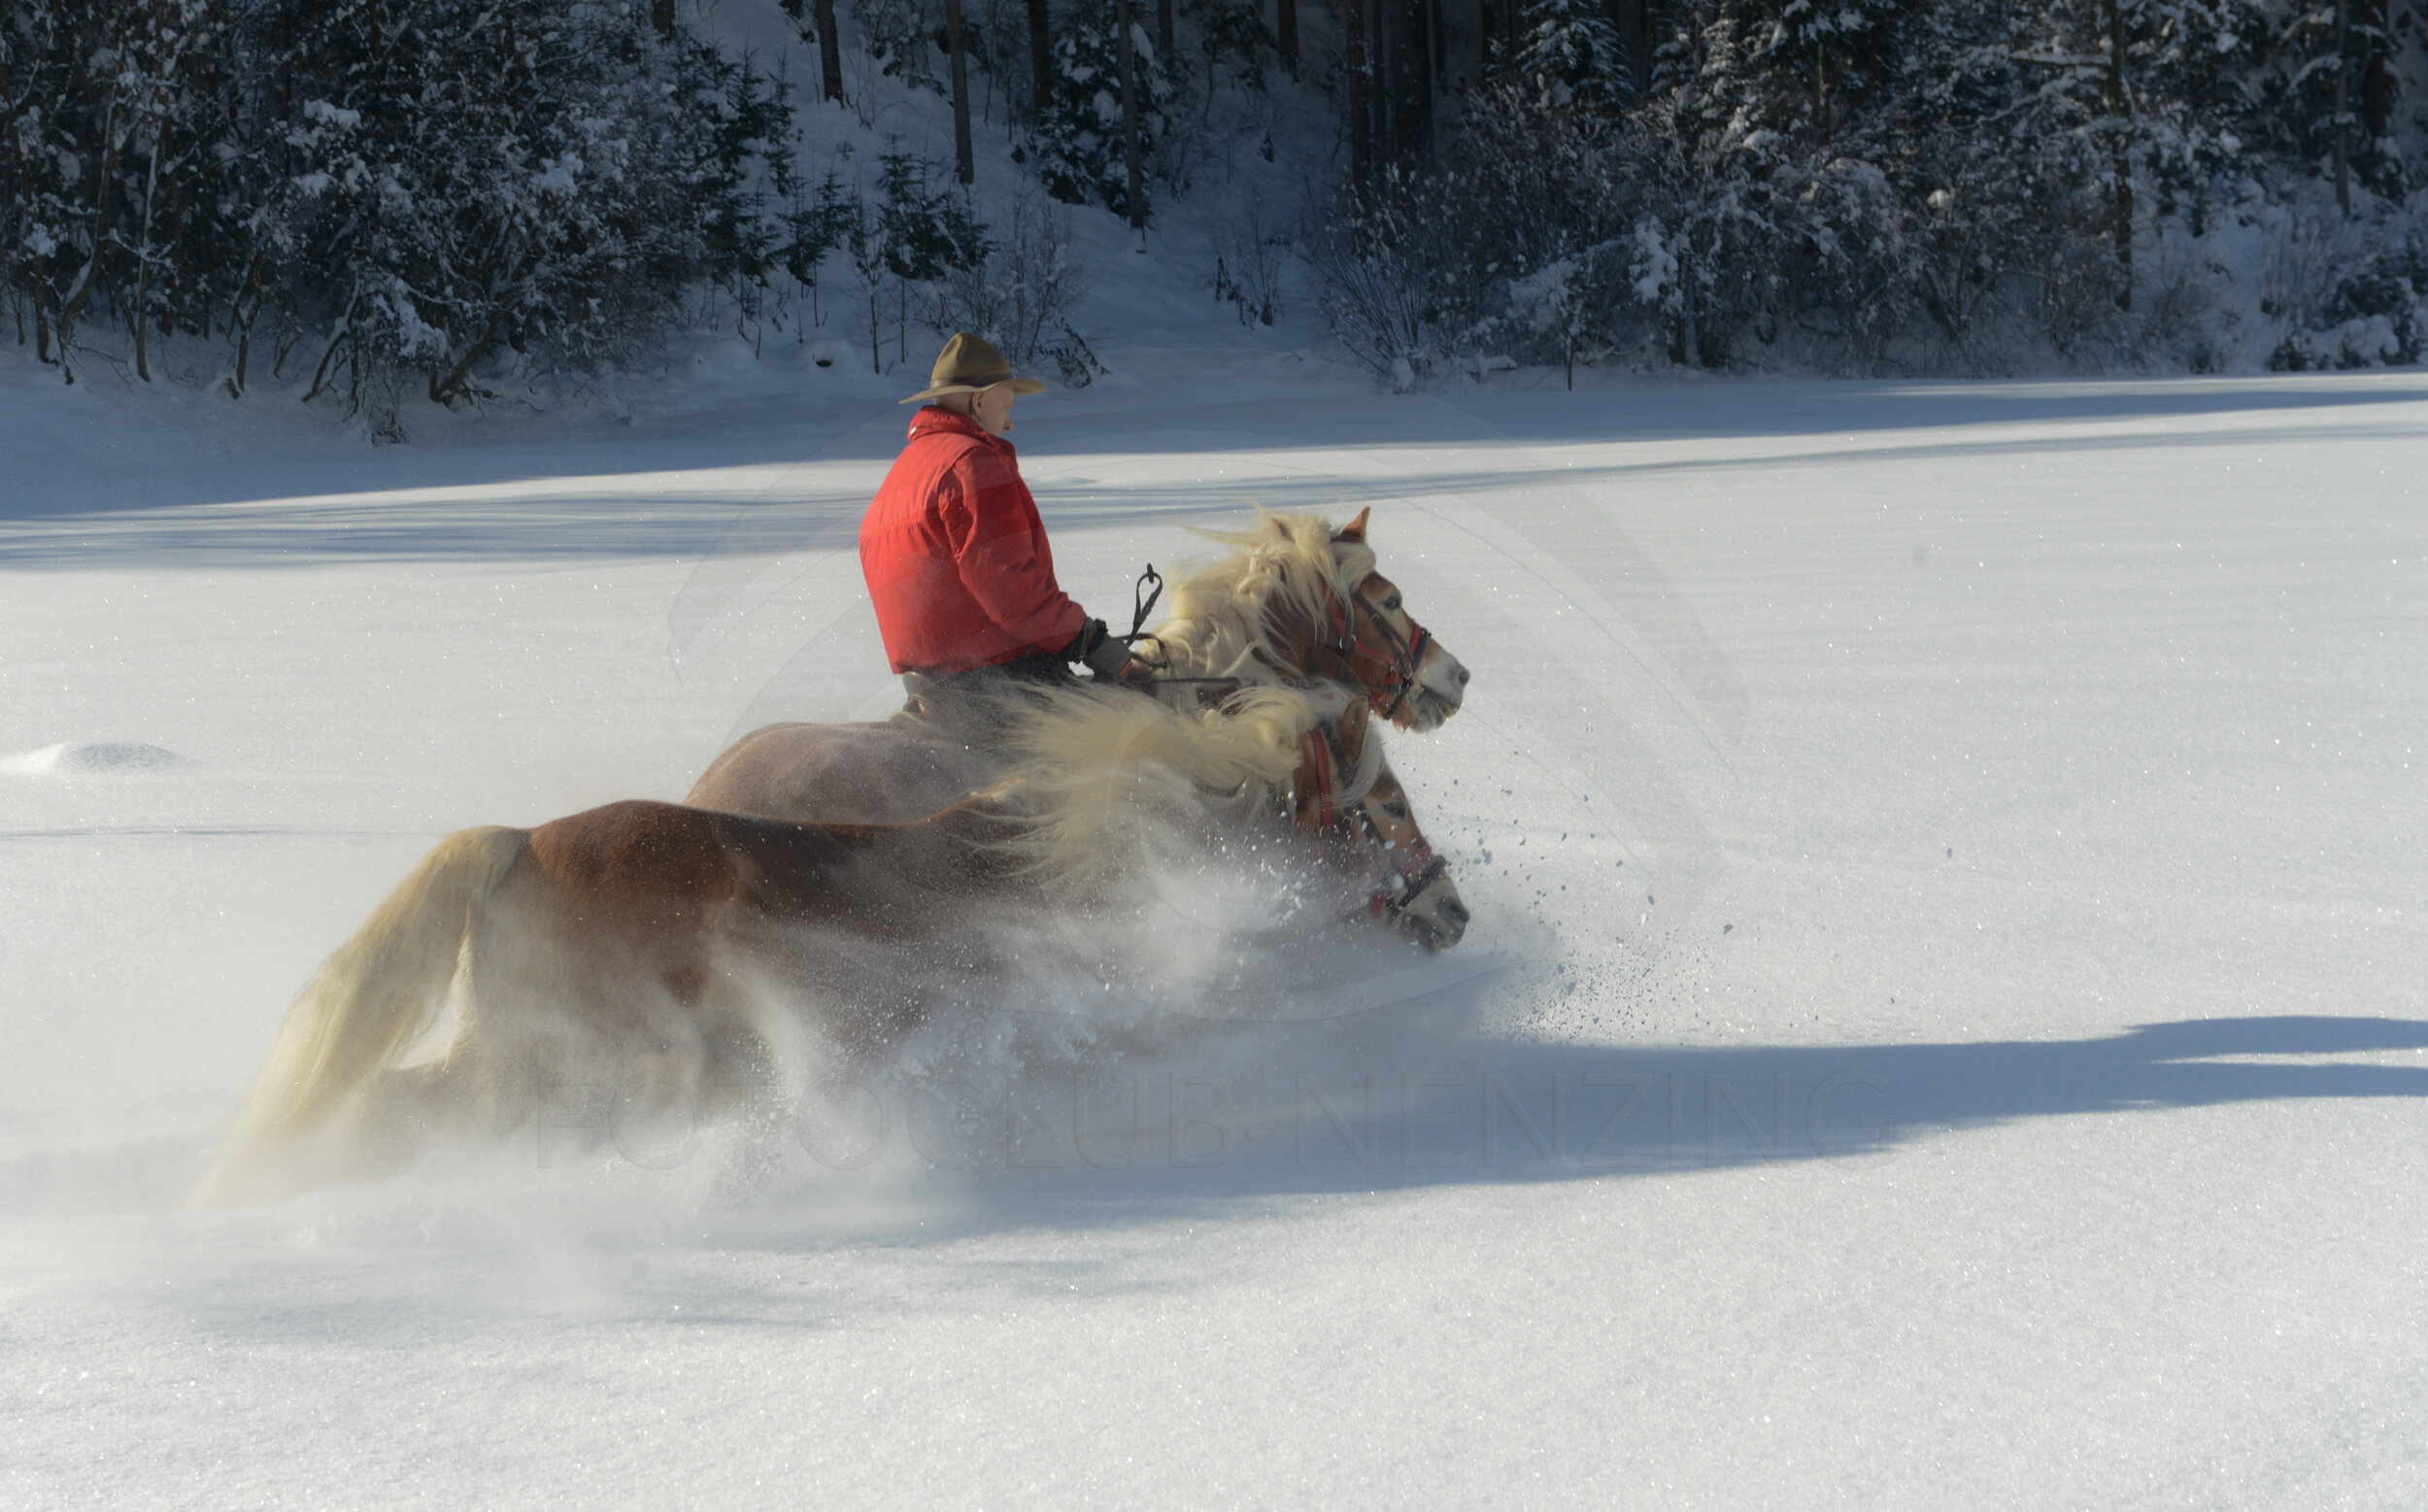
left=0, top=741, right=198, bottom=777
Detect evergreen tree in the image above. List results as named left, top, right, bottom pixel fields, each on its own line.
left=1508, top=0, right=1633, bottom=113
left=1027, top=2, right=1176, bottom=219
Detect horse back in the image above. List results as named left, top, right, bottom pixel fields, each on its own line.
left=687, top=720, right=1009, bottom=824
left=523, top=797, right=1011, bottom=941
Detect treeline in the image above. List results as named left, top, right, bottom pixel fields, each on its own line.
left=1311, top=0, right=2428, bottom=378
left=8, top=0, right=2426, bottom=430
left=764, top=0, right=2428, bottom=377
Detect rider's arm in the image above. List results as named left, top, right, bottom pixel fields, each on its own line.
left=941, top=446, right=1089, bottom=656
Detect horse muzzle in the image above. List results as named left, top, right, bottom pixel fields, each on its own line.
left=1390, top=868, right=1468, bottom=953
left=1396, top=647, right=1469, bottom=732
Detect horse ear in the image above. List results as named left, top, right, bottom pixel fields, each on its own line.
left=1336, top=507, right=1370, bottom=544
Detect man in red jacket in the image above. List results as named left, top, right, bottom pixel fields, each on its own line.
left=860, top=332, right=1131, bottom=736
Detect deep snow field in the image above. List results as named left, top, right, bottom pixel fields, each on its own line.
left=3, top=349, right=2425, bottom=1508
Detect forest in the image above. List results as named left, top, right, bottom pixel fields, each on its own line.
left=4, top=0, right=2425, bottom=431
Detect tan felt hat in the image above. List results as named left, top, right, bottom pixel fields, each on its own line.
left=899, top=331, right=1048, bottom=404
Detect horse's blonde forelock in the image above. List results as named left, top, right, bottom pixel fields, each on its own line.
left=1146, top=508, right=1376, bottom=681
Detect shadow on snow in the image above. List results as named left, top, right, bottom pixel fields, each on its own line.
left=6, top=380, right=2425, bottom=566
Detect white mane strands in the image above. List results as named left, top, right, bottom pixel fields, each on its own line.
left=999, top=683, right=1370, bottom=882
left=1146, top=509, right=1376, bottom=681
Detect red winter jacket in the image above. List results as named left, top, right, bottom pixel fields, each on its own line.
left=859, top=406, right=1088, bottom=674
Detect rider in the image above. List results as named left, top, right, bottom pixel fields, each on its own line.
left=860, top=332, right=1134, bottom=738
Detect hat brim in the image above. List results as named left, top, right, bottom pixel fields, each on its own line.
left=899, top=376, right=1048, bottom=404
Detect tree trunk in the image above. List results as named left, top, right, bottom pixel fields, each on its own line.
left=1279, top=0, right=1298, bottom=78
left=947, top=0, right=974, bottom=185
left=1612, top=0, right=1648, bottom=90
left=1679, top=250, right=1701, bottom=369
left=54, top=101, right=125, bottom=345
left=1372, top=0, right=1395, bottom=157
left=2334, top=0, right=2352, bottom=214
left=2361, top=0, right=2391, bottom=142
left=816, top=0, right=844, bottom=101
left=1389, top=0, right=1433, bottom=162
left=1027, top=0, right=1053, bottom=117
left=232, top=297, right=255, bottom=396
left=1158, top=0, right=1174, bottom=62
left=1347, top=0, right=1373, bottom=182
left=133, top=131, right=165, bottom=383
left=1118, top=0, right=1145, bottom=229
left=652, top=0, right=675, bottom=39
left=2105, top=0, right=2134, bottom=307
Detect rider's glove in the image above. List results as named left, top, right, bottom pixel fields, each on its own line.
left=1064, top=619, right=1132, bottom=681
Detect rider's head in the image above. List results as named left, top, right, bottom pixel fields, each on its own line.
left=941, top=383, right=1018, bottom=438
left=904, top=332, right=1042, bottom=438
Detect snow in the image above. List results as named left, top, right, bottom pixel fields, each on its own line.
left=4, top=357, right=2427, bottom=1507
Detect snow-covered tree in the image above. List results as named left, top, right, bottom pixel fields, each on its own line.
left=1508, top=0, right=1635, bottom=114
left=3, top=0, right=804, bottom=433
left=1027, top=5, right=1177, bottom=219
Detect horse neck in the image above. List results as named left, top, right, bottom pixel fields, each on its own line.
left=1257, top=595, right=1330, bottom=682
left=1286, top=700, right=1370, bottom=832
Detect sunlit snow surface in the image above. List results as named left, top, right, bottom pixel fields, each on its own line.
left=4, top=363, right=2425, bottom=1508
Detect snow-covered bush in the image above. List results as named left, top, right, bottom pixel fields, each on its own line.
left=1209, top=195, right=1293, bottom=326
left=855, top=0, right=947, bottom=90
left=2262, top=217, right=2428, bottom=368
left=1304, top=166, right=1469, bottom=382
left=1, top=0, right=238, bottom=380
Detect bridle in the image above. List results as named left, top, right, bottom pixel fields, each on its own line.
left=1317, top=582, right=1433, bottom=723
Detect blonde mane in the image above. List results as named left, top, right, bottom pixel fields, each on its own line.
left=1143, top=508, right=1376, bottom=682
left=994, top=681, right=1379, bottom=882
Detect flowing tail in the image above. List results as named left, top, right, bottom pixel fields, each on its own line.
left=192, top=825, right=527, bottom=1206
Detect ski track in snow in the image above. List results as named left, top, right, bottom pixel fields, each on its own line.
left=3, top=362, right=2426, bottom=1508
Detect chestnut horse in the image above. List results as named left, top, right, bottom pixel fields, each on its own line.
left=689, top=507, right=1470, bottom=947
left=195, top=686, right=1418, bottom=1206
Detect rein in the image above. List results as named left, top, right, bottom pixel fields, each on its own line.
left=1115, top=564, right=1212, bottom=684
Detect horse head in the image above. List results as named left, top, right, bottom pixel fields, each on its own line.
left=1141, top=507, right=1470, bottom=733
left=1315, top=508, right=1470, bottom=733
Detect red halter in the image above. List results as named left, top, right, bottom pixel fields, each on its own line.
left=1321, top=588, right=1432, bottom=722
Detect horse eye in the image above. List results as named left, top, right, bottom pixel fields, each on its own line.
left=1383, top=595, right=1401, bottom=612
left=1382, top=801, right=1408, bottom=820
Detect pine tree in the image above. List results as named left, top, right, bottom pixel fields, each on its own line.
left=1509, top=0, right=1632, bottom=114
left=1028, top=2, right=1175, bottom=219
